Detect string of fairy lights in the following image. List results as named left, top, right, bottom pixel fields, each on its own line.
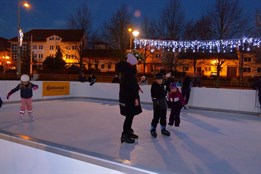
left=134, top=37, right=261, bottom=53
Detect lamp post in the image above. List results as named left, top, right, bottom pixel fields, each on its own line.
left=17, top=0, right=30, bottom=77
left=128, top=28, right=139, bottom=51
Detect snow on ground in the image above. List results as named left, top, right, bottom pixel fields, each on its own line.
left=0, top=98, right=261, bottom=174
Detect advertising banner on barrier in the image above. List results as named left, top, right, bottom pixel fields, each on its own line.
left=43, top=82, right=70, bottom=96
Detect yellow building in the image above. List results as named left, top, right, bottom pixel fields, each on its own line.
left=9, top=29, right=84, bottom=70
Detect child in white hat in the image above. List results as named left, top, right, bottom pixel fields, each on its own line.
left=6, top=74, right=38, bottom=122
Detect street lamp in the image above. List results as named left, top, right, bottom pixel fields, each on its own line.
left=17, top=0, right=30, bottom=77
left=128, top=28, right=139, bottom=51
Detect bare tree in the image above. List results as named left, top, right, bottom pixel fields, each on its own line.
left=209, top=0, right=249, bottom=39
left=183, top=16, right=212, bottom=74
left=157, top=0, right=185, bottom=40
left=67, top=2, right=92, bottom=70
left=208, top=0, right=249, bottom=87
left=141, top=17, right=157, bottom=39
left=156, top=0, right=185, bottom=72
left=102, top=5, right=131, bottom=61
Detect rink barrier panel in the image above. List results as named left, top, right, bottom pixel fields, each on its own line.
left=0, top=81, right=260, bottom=114
left=0, top=130, right=159, bottom=174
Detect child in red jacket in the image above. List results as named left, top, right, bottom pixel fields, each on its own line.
left=167, top=82, right=185, bottom=127
left=7, top=74, right=38, bottom=122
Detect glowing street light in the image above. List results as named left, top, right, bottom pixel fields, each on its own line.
left=128, top=28, right=139, bottom=51
left=17, top=0, right=31, bottom=77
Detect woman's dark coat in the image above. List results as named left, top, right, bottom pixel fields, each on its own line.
left=117, top=61, right=142, bottom=116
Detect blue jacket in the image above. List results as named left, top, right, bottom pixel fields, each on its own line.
left=8, top=82, right=38, bottom=99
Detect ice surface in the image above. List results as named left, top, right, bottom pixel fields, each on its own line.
left=0, top=98, right=261, bottom=174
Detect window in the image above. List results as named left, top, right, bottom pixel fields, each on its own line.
left=183, top=67, right=189, bottom=72
left=33, top=45, right=37, bottom=49
left=49, top=37, right=54, bottom=40
left=50, top=45, right=54, bottom=50
left=101, top=64, right=105, bottom=69
left=72, top=46, right=77, bottom=50
left=155, top=54, right=161, bottom=58
left=243, top=57, right=251, bottom=62
left=66, top=46, right=71, bottom=50
left=243, top=67, right=251, bottom=72
left=56, top=37, right=60, bottom=41
left=33, top=54, right=37, bottom=59
left=38, top=54, right=43, bottom=59
left=108, top=64, right=112, bottom=69
left=257, top=68, right=261, bottom=73
left=39, top=45, right=43, bottom=49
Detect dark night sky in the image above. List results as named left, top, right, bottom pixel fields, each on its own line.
left=0, top=0, right=260, bottom=39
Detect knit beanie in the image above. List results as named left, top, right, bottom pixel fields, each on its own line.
left=126, top=53, right=138, bottom=65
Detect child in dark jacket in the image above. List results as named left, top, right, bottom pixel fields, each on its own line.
left=6, top=74, right=38, bottom=122
left=167, top=83, right=185, bottom=127
left=150, top=73, right=170, bottom=138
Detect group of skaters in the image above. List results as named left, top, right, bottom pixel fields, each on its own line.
left=117, top=53, right=192, bottom=144
left=0, top=52, right=261, bottom=145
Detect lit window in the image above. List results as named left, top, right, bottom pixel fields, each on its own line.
left=243, top=57, right=251, bottom=62
left=38, top=54, right=43, bottom=59
left=50, top=45, right=54, bottom=50
left=243, top=67, right=251, bottom=72
left=183, top=67, right=189, bottom=72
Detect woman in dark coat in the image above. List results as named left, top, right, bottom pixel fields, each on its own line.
left=117, top=53, right=142, bottom=144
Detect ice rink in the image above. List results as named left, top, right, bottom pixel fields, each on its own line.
left=0, top=98, right=261, bottom=174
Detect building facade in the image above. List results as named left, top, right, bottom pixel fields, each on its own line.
left=9, top=29, right=84, bottom=70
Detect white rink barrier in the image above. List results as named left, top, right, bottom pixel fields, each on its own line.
left=0, top=81, right=260, bottom=114
left=0, top=132, right=157, bottom=174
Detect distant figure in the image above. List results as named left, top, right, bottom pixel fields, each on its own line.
left=167, top=83, right=185, bottom=127
left=0, top=97, right=2, bottom=109
left=182, top=76, right=192, bottom=109
left=192, top=74, right=202, bottom=87
left=165, top=73, right=175, bottom=93
left=252, top=78, right=261, bottom=109
left=78, top=72, right=87, bottom=83
left=112, top=74, right=120, bottom=83
left=88, top=73, right=96, bottom=86
left=117, top=53, right=142, bottom=144
left=150, top=73, right=170, bottom=138
left=138, top=76, right=148, bottom=85
left=6, top=74, right=38, bottom=122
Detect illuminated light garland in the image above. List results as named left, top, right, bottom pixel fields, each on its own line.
left=134, top=37, right=261, bottom=53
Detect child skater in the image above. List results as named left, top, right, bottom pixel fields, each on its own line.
left=150, top=73, right=170, bottom=138
left=167, top=82, right=185, bottom=127
left=6, top=74, right=38, bottom=122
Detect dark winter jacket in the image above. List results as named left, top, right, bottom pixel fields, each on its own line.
left=182, top=76, right=192, bottom=90
left=151, top=82, right=167, bottom=109
left=252, top=79, right=261, bottom=96
left=167, top=89, right=185, bottom=110
left=117, top=61, right=142, bottom=116
left=7, top=82, right=38, bottom=99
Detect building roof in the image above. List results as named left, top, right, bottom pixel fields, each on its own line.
left=177, top=52, right=238, bottom=60
left=9, top=29, right=84, bottom=42
left=83, top=49, right=122, bottom=59
left=0, top=37, right=10, bottom=50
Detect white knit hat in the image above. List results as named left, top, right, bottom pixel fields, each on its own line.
left=126, top=53, right=138, bottom=65
left=20, top=74, right=30, bottom=82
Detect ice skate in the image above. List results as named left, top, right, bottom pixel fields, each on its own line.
left=161, top=129, right=171, bottom=136
left=128, top=129, right=138, bottom=139
left=19, top=114, right=24, bottom=123
left=29, top=113, right=35, bottom=121
left=150, top=129, right=157, bottom=138
left=121, top=133, right=135, bottom=144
